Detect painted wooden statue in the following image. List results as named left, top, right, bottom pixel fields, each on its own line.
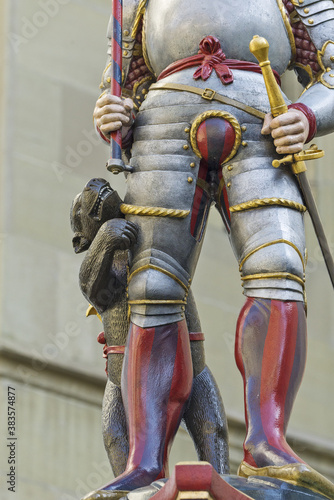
left=73, top=0, right=334, bottom=498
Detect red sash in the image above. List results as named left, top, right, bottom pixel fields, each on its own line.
left=158, top=36, right=281, bottom=87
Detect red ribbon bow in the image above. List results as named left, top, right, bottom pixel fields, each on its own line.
left=193, top=36, right=234, bottom=85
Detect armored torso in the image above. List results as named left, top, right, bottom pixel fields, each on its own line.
left=144, top=0, right=293, bottom=76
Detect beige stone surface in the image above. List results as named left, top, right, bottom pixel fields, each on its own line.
left=0, top=1, right=333, bottom=499
left=0, top=372, right=107, bottom=500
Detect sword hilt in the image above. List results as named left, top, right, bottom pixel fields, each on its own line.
left=249, top=36, right=324, bottom=172
left=249, top=35, right=288, bottom=117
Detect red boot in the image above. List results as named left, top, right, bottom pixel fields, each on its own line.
left=235, top=297, right=306, bottom=468
left=99, top=319, right=193, bottom=491
left=235, top=298, right=334, bottom=499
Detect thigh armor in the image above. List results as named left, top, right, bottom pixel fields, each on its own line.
left=124, top=70, right=306, bottom=328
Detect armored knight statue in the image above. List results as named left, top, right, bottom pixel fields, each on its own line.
left=90, top=0, right=334, bottom=498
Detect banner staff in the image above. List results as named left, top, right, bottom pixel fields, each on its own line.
left=107, top=0, right=132, bottom=174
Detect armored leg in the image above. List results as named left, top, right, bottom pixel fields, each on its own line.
left=229, top=202, right=334, bottom=497
left=100, top=285, right=229, bottom=480
left=100, top=320, right=193, bottom=491
left=235, top=298, right=306, bottom=467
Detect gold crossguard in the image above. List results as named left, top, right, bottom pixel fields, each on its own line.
left=272, top=144, right=325, bottom=173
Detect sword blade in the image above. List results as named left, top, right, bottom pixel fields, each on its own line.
left=297, top=171, right=334, bottom=288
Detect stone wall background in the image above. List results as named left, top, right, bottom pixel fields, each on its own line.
left=0, top=1, right=333, bottom=499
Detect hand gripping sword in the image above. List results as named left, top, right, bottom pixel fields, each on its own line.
left=250, top=35, right=334, bottom=289
left=107, top=0, right=133, bottom=174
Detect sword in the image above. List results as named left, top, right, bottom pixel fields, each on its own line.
left=106, top=0, right=133, bottom=174
left=249, top=35, right=334, bottom=289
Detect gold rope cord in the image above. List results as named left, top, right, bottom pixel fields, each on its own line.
left=128, top=264, right=190, bottom=293
left=190, top=110, right=242, bottom=164
left=131, top=0, right=155, bottom=76
left=128, top=299, right=187, bottom=305
left=239, top=239, right=306, bottom=273
left=241, top=272, right=305, bottom=288
left=276, top=0, right=297, bottom=65
left=131, top=0, right=148, bottom=38
left=120, top=203, right=190, bottom=218
left=229, top=198, right=306, bottom=213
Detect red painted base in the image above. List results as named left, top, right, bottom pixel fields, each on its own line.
left=150, top=462, right=252, bottom=500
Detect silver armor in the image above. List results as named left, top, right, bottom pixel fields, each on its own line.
left=98, top=0, right=334, bottom=327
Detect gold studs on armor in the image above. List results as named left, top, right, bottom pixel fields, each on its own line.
left=190, top=162, right=196, bottom=168
left=183, top=144, right=189, bottom=150
left=188, top=177, right=193, bottom=184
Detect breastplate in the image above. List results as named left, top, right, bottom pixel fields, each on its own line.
left=144, top=0, right=292, bottom=76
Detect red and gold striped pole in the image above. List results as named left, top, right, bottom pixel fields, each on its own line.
left=107, top=0, right=127, bottom=174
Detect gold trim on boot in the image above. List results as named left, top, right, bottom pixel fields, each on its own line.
left=81, top=489, right=130, bottom=500
left=238, top=461, right=334, bottom=500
